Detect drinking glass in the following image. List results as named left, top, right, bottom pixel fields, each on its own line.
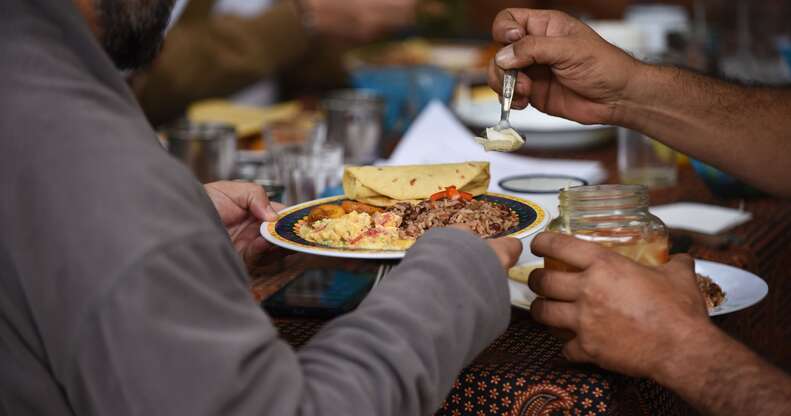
left=322, top=90, right=384, bottom=165
left=275, top=143, right=344, bottom=206
left=163, top=121, right=237, bottom=183
left=618, top=128, right=678, bottom=189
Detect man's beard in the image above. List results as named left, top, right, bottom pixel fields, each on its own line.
left=96, top=0, right=175, bottom=70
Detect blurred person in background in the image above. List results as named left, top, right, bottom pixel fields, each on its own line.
left=488, top=8, right=791, bottom=416
left=132, top=0, right=417, bottom=126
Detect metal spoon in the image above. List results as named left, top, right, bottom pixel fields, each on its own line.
left=496, top=69, right=518, bottom=132
left=474, top=69, right=525, bottom=152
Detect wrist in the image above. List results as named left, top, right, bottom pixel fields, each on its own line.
left=652, top=318, right=723, bottom=388
left=612, top=61, right=658, bottom=128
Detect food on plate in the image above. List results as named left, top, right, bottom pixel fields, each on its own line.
left=298, top=210, right=412, bottom=250
left=294, top=163, right=522, bottom=250
left=474, top=127, right=525, bottom=152
left=388, top=193, right=518, bottom=239
left=343, top=162, right=490, bottom=207
left=507, top=263, right=543, bottom=284
left=307, top=204, right=346, bottom=222
left=696, top=273, right=726, bottom=309
left=341, top=200, right=382, bottom=216
left=429, top=185, right=473, bottom=201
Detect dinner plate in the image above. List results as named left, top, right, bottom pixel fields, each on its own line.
left=453, top=100, right=614, bottom=150
left=508, top=260, right=769, bottom=317
left=261, top=193, right=549, bottom=259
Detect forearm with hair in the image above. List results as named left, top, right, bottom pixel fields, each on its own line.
left=656, top=323, right=791, bottom=415
left=618, top=65, right=791, bottom=197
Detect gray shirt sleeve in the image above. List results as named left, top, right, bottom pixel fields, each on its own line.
left=64, top=228, right=510, bottom=416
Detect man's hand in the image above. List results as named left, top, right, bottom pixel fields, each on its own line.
left=448, top=224, right=522, bottom=269
left=530, top=232, right=791, bottom=415
left=305, top=0, right=416, bottom=42
left=527, top=232, right=710, bottom=378
left=488, top=9, right=643, bottom=125
left=204, top=181, right=284, bottom=270
left=488, top=237, right=522, bottom=270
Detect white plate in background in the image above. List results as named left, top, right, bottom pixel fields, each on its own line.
left=453, top=100, right=614, bottom=150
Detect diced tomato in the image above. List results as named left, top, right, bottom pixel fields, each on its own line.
left=430, top=190, right=447, bottom=201
left=430, top=186, right=473, bottom=202
left=446, top=186, right=460, bottom=200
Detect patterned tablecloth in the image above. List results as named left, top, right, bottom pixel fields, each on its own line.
left=272, top=311, right=687, bottom=416
left=253, top=145, right=791, bottom=415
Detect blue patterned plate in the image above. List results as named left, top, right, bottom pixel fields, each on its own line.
left=260, top=193, right=548, bottom=259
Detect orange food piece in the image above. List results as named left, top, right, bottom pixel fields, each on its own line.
left=430, top=190, right=446, bottom=201
left=307, top=204, right=346, bottom=222
left=341, top=200, right=382, bottom=216
left=430, top=186, right=473, bottom=202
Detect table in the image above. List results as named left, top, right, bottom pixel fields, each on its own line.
left=250, top=142, right=791, bottom=415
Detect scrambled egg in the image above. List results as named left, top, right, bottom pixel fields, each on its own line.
left=297, top=211, right=414, bottom=250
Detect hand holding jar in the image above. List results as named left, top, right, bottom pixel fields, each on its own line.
left=528, top=184, right=711, bottom=377
left=528, top=231, right=710, bottom=379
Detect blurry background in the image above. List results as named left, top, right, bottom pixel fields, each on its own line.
left=146, top=0, right=791, bottom=203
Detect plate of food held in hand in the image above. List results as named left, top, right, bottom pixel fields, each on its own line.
left=261, top=162, right=548, bottom=259
left=507, top=259, right=768, bottom=317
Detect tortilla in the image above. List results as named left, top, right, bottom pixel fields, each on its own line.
left=343, top=162, right=490, bottom=207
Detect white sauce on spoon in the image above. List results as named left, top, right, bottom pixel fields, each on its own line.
left=474, top=127, right=525, bottom=152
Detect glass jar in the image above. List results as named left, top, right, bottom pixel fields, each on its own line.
left=545, top=184, right=669, bottom=271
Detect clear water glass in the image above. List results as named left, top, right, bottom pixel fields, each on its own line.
left=617, top=127, right=678, bottom=189
left=275, top=143, right=344, bottom=206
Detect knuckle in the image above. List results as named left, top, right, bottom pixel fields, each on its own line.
left=671, top=254, right=695, bottom=270
left=579, top=281, right=605, bottom=306
left=591, top=250, right=613, bottom=267
left=548, top=10, right=574, bottom=25
left=562, top=342, right=580, bottom=361
left=512, top=36, right=535, bottom=56
left=547, top=234, right=568, bottom=256
left=577, top=335, right=600, bottom=359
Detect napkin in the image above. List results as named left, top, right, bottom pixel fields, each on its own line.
left=387, top=101, right=608, bottom=193
left=650, top=202, right=752, bottom=234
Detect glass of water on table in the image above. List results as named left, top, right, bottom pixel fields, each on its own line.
left=256, top=121, right=341, bottom=206
left=275, top=142, right=344, bottom=206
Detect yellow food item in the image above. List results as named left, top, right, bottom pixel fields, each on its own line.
left=297, top=211, right=413, bottom=250
left=187, top=100, right=301, bottom=138
left=508, top=263, right=543, bottom=284
left=475, top=127, right=525, bottom=152
left=308, top=204, right=346, bottom=222
left=343, top=162, right=490, bottom=207
left=341, top=200, right=382, bottom=216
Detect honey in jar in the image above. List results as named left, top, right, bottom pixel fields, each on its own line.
left=544, top=184, right=669, bottom=271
